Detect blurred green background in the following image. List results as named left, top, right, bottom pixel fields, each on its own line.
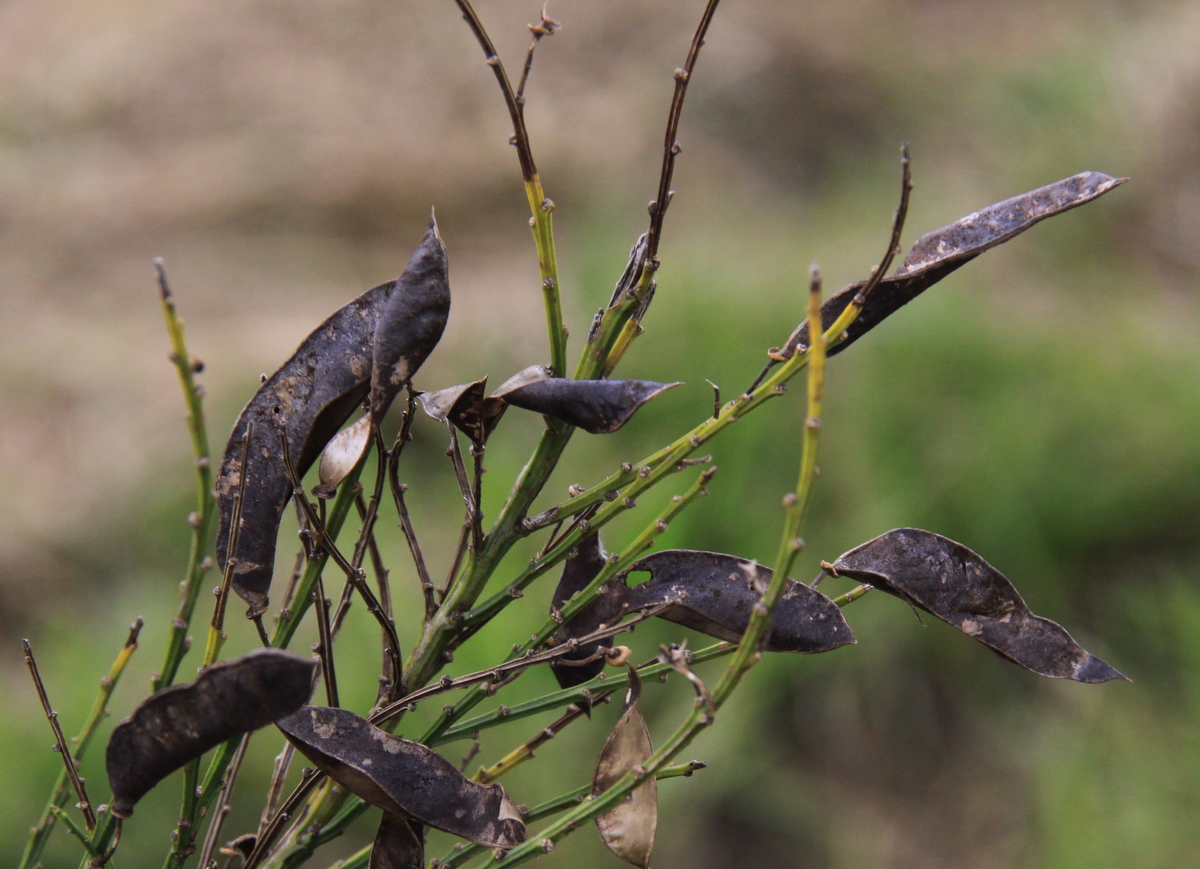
left=2, top=0, right=1198, bottom=867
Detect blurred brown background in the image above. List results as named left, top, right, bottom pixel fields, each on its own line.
left=3, top=1, right=1199, bottom=867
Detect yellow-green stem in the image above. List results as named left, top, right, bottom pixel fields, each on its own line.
left=155, top=266, right=215, bottom=692
left=525, top=177, right=567, bottom=377
left=712, top=267, right=827, bottom=707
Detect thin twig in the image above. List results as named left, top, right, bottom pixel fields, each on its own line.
left=277, top=549, right=306, bottom=622
left=374, top=604, right=674, bottom=725
left=453, top=0, right=536, bottom=181
left=459, top=741, right=482, bottom=773
left=205, top=424, right=253, bottom=664
left=645, top=0, right=721, bottom=264
left=470, top=443, right=486, bottom=553
left=443, top=423, right=479, bottom=598
left=659, top=644, right=715, bottom=723
left=20, top=620, right=141, bottom=869
left=240, top=770, right=322, bottom=869
left=389, top=451, right=436, bottom=619
left=270, top=467, right=364, bottom=649
left=461, top=466, right=716, bottom=634
left=279, top=430, right=403, bottom=676
left=435, top=642, right=733, bottom=746
left=196, top=731, right=252, bottom=869
left=444, top=521, right=473, bottom=606
left=852, top=143, right=913, bottom=310
left=541, top=504, right=599, bottom=556
left=345, top=429, right=403, bottom=700
left=755, top=143, right=914, bottom=386
left=475, top=696, right=612, bottom=785
left=89, top=818, right=121, bottom=868
left=356, top=492, right=397, bottom=702
left=22, top=639, right=97, bottom=830
left=516, top=9, right=560, bottom=102
left=256, top=742, right=296, bottom=843
left=313, top=577, right=339, bottom=708
left=446, top=423, right=475, bottom=513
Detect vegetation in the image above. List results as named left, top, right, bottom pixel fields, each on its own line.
left=7, top=3, right=1196, bottom=869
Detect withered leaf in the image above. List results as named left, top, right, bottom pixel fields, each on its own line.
left=277, top=706, right=526, bottom=848
left=625, top=550, right=855, bottom=653
left=549, top=533, right=625, bottom=690
left=593, top=668, right=656, bottom=869
left=370, top=814, right=424, bottom=869
left=828, top=528, right=1126, bottom=682
left=491, top=363, right=551, bottom=395
left=215, top=226, right=449, bottom=616
left=314, top=414, right=372, bottom=498
left=496, top=376, right=681, bottom=435
left=369, top=221, right=451, bottom=424
left=106, top=649, right=315, bottom=818
left=222, top=834, right=257, bottom=861
left=417, top=378, right=507, bottom=444
left=782, top=171, right=1125, bottom=358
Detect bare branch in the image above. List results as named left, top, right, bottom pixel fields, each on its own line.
left=22, top=639, right=97, bottom=831
left=454, top=0, right=537, bottom=180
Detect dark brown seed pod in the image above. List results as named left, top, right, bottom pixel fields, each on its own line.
left=106, top=649, right=315, bottom=818
left=781, top=171, right=1125, bottom=358
left=215, top=225, right=449, bottom=616
left=828, top=528, right=1126, bottom=682
left=276, top=706, right=526, bottom=848
left=592, top=668, right=656, bottom=869
left=625, top=550, right=855, bottom=653
left=496, top=376, right=681, bottom=435
left=417, top=378, right=507, bottom=445
left=369, top=220, right=452, bottom=425
left=370, top=814, right=424, bottom=869
left=549, top=533, right=628, bottom=690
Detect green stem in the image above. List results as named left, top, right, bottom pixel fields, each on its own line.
left=712, top=266, right=827, bottom=708
left=82, top=813, right=117, bottom=869
left=49, top=806, right=96, bottom=856
left=526, top=177, right=567, bottom=377
left=830, top=583, right=872, bottom=607
left=154, top=261, right=215, bottom=692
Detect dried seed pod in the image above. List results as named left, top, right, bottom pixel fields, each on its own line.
left=496, top=376, right=681, bottom=435
left=215, top=226, right=449, bottom=616
left=417, top=378, right=507, bottom=444
left=593, top=668, right=656, bottom=868
left=314, top=414, right=372, bottom=498
left=277, top=706, right=526, bottom=848
left=549, top=533, right=628, bottom=689
left=491, top=363, right=551, bottom=395
left=781, top=171, right=1125, bottom=358
left=106, top=649, right=315, bottom=818
left=369, top=221, right=452, bottom=424
left=829, top=528, right=1126, bottom=682
left=625, top=550, right=854, bottom=653
left=370, top=815, right=424, bottom=869
left=221, top=834, right=258, bottom=862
